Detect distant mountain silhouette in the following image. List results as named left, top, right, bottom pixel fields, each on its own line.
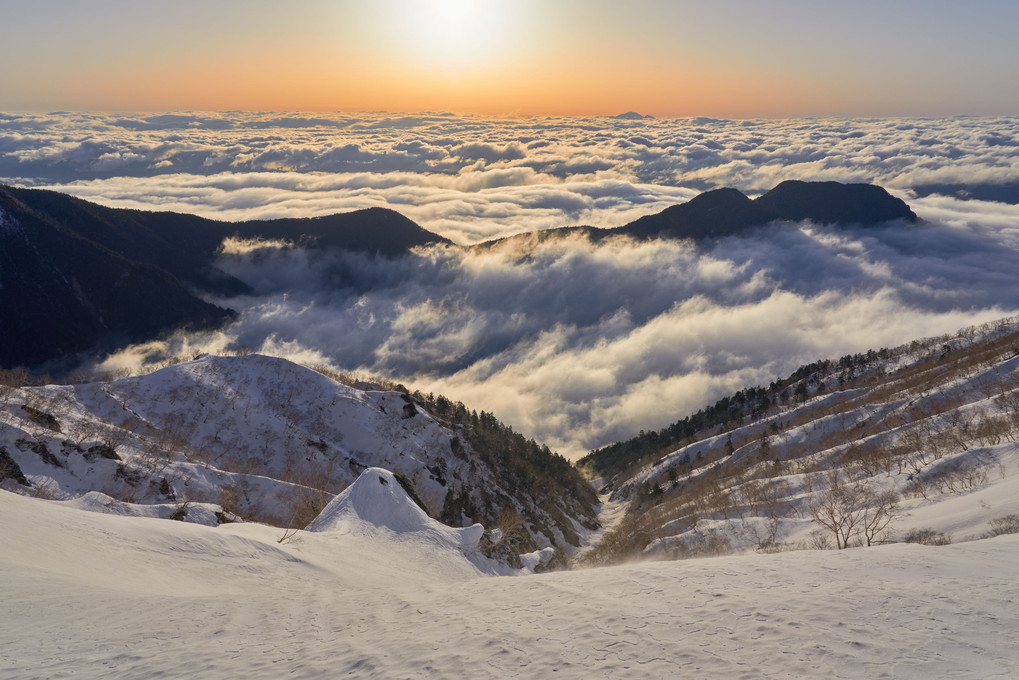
left=611, top=112, right=655, bottom=120
left=754, top=180, right=918, bottom=226
left=1, top=181, right=916, bottom=370
left=619, top=181, right=917, bottom=241
left=0, top=185, right=448, bottom=370
left=623, top=187, right=766, bottom=240
left=912, top=182, right=1019, bottom=205
left=476, top=181, right=918, bottom=251
left=229, top=207, right=444, bottom=255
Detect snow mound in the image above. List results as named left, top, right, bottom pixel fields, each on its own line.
left=306, top=467, right=485, bottom=550
left=519, top=547, right=556, bottom=572
left=62, top=491, right=222, bottom=526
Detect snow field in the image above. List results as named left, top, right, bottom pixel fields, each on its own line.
left=2, top=487, right=1018, bottom=679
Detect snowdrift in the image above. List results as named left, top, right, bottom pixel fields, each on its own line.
left=304, top=467, right=503, bottom=574
left=2, top=487, right=1017, bottom=679
left=306, top=467, right=485, bottom=551
left=62, top=490, right=224, bottom=526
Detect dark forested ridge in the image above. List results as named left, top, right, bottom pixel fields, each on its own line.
left=579, top=348, right=898, bottom=482
left=477, top=180, right=918, bottom=249
left=0, top=185, right=448, bottom=370
left=410, top=388, right=600, bottom=555
left=1, top=180, right=916, bottom=370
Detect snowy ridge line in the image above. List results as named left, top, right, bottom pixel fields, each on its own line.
left=0, top=353, right=598, bottom=568
left=581, top=316, right=1019, bottom=563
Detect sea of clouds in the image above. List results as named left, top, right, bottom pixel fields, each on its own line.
left=3, top=111, right=1018, bottom=458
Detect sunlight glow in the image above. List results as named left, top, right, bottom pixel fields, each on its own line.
left=387, top=0, right=519, bottom=72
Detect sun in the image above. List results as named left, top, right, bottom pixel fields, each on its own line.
left=386, top=0, right=518, bottom=72
left=420, top=0, right=487, bottom=36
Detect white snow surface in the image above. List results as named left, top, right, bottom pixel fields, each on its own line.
left=305, top=467, right=491, bottom=569
left=308, top=467, right=447, bottom=535
left=0, top=353, right=591, bottom=549
left=62, top=490, right=224, bottom=526
left=2, top=487, right=1018, bottom=679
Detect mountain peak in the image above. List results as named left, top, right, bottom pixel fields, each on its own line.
left=623, top=187, right=761, bottom=240
left=611, top=111, right=655, bottom=120
left=242, top=206, right=449, bottom=254
left=619, top=180, right=917, bottom=242
left=754, top=180, right=918, bottom=225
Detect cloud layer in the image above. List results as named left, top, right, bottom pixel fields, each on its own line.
left=3, top=112, right=1018, bottom=243
left=6, top=112, right=1018, bottom=458
left=97, top=197, right=1019, bottom=459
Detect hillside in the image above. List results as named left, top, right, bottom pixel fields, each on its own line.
left=580, top=317, right=1019, bottom=563
left=0, top=185, right=448, bottom=370
left=1, top=180, right=917, bottom=371
left=477, top=180, right=918, bottom=249
left=0, top=354, right=596, bottom=564
left=0, top=188, right=236, bottom=370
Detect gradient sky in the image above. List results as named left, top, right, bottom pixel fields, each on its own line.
left=1, top=0, right=1018, bottom=116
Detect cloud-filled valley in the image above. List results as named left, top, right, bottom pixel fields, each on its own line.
left=96, top=199, right=1019, bottom=459
left=5, top=111, right=1019, bottom=458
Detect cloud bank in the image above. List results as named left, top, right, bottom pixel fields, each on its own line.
left=6, top=111, right=1018, bottom=457
left=96, top=196, right=1019, bottom=459
left=2, top=112, right=1018, bottom=243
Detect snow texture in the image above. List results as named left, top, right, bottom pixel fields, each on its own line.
left=1, top=487, right=1017, bottom=679
left=0, top=354, right=587, bottom=549
left=306, top=467, right=489, bottom=567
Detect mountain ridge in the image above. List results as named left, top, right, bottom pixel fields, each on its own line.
left=0, top=185, right=449, bottom=370
left=1, top=180, right=918, bottom=371
left=477, top=180, right=918, bottom=249
left=0, top=353, right=598, bottom=563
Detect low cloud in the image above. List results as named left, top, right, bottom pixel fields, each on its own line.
left=9, top=111, right=1018, bottom=457
left=94, top=196, right=1019, bottom=459
left=4, top=112, right=1019, bottom=244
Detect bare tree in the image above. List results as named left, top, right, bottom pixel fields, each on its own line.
left=808, top=471, right=904, bottom=549
left=0, top=382, right=16, bottom=407
left=806, top=471, right=867, bottom=549
left=860, top=489, right=901, bottom=546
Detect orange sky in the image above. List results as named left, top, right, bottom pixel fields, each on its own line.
left=2, top=0, right=1018, bottom=117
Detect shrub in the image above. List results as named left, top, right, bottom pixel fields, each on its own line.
left=169, top=498, right=191, bottom=521
left=903, top=528, right=952, bottom=546
left=806, top=529, right=832, bottom=550
left=21, top=404, right=61, bottom=432
left=0, top=446, right=30, bottom=486
left=986, top=514, right=1019, bottom=537
left=15, top=437, right=62, bottom=468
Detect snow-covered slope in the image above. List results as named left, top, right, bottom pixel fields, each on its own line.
left=2, top=487, right=1017, bottom=679
left=306, top=467, right=497, bottom=570
left=582, top=318, right=1019, bottom=562
left=0, top=354, right=596, bottom=556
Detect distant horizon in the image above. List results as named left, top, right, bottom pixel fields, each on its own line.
left=3, top=1, right=1017, bottom=117
left=5, top=108, right=1015, bottom=120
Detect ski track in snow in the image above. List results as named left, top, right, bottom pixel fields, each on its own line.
left=2, top=489, right=1017, bottom=679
